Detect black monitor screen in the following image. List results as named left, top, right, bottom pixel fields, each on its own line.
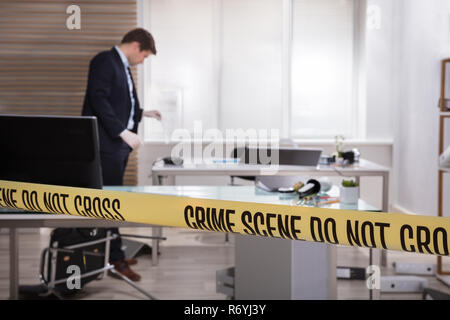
left=0, top=114, right=103, bottom=189
left=235, top=146, right=322, bottom=166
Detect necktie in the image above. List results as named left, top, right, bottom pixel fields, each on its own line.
left=126, top=67, right=135, bottom=130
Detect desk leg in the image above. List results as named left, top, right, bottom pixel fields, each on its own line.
left=151, top=173, right=164, bottom=266
left=368, top=173, right=389, bottom=300
left=382, top=173, right=389, bottom=212
left=152, top=173, right=165, bottom=186
left=9, top=228, right=19, bottom=300
left=381, top=173, right=389, bottom=267
left=152, top=173, right=161, bottom=186
left=152, top=226, right=162, bottom=266
left=369, top=248, right=381, bottom=300
left=355, top=177, right=361, bottom=197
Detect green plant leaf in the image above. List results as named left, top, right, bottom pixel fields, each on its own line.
left=342, top=179, right=358, bottom=187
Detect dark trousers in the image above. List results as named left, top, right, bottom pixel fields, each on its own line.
left=101, top=147, right=130, bottom=262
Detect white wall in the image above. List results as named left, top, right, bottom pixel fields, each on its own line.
left=365, top=0, right=395, bottom=140
left=352, top=0, right=450, bottom=216
left=392, top=0, right=450, bottom=216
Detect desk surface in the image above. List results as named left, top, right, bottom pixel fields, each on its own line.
left=106, top=185, right=379, bottom=212
left=151, top=159, right=390, bottom=176
left=0, top=185, right=378, bottom=227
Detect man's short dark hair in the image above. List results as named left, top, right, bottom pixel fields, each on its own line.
left=121, top=28, right=157, bottom=55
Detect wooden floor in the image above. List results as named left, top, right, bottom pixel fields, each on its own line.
left=0, top=227, right=449, bottom=300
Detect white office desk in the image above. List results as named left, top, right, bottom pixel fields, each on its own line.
left=151, top=159, right=390, bottom=212
left=105, top=185, right=379, bottom=299
left=152, top=159, right=390, bottom=266
left=151, top=159, right=389, bottom=299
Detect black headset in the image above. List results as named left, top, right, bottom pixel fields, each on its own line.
left=297, top=179, right=321, bottom=198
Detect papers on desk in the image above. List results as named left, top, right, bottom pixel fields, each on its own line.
left=208, top=158, right=240, bottom=164
left=298, top=195, right=340, bottom=207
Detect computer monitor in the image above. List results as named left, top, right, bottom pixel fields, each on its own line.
left=277, top=147, right=322, bottom=166
left=0, top=114, right=103, bottom=189
left=238, top=146, right=322, bottom=166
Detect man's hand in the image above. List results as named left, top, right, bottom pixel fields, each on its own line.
left=143, top=110, right=162, bottom=121
left=120, top=129, right=142, bottom=150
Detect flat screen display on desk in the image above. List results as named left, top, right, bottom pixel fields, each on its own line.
left=236, top=147, right=322, bottom=166
left=0, top=114, right=103, bottom=189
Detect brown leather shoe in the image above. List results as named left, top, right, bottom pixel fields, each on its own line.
left=110, top=261, right=141, bottom=282
left=124, top=258, right=138, bottom=266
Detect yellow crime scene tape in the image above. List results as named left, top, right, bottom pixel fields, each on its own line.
left=0, top=179, right=449, bottom=256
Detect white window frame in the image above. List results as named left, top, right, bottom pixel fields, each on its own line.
left=287, top=0, right=366, bottom=141
left=139, top=0, right=366, bottom=142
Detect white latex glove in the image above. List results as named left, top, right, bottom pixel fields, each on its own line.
left=143, top=110, right=162, bottom=121
left=120, top=129, right=142, bottom=150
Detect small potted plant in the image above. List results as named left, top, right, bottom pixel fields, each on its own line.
left=334, top=135, right=345, bottom=164
left=334, top=135, right=345, bottom=157
left=340, top=179, right=359, bottom=204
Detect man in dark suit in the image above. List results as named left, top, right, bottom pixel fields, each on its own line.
left=82, top=28, right=161, bottom=281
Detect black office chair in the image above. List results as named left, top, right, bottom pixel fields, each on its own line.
left=19, top=228, right=165, bottom=300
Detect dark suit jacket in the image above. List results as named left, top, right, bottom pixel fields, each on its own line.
left=82, top=47, right=143, bottom=153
